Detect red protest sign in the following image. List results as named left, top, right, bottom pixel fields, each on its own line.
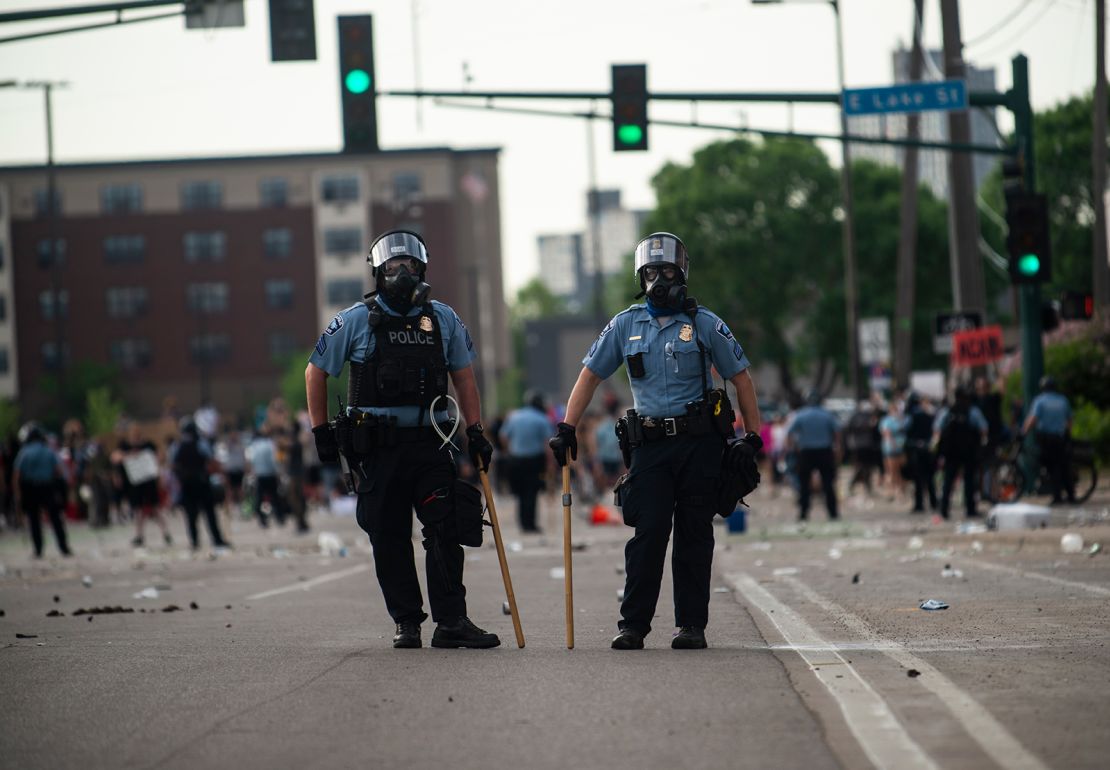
left=951, top=325, right=1004, bottom=367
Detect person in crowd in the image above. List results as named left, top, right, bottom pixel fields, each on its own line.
left=171, top=419, right=231, bottom=550
left=1022, top=376, right=1077, bottom=505
left=499, top=391, right=553, bottom=534
left=594, top=398, right=625, bottom=493
left=904, top=392, right=938, bottom=514
left=786, top=391, right=841, bottom=521
left=216, top=423, right=248, bottom=520
left=12, top=422, right=71, bottom=558
left=933, top=387, right=989, bottom=520
left=549, top=231, right=761, bottom=651
left=246, top=426, right=282, bottom=528
left=118, top=422, right=172, bottom=547
left=879, top=398, right=908, bottom=501
left=306, top=228, right=501, bottom=649
left=845, top=402, right=882, bottom=496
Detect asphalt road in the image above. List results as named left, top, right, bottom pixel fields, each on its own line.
left=2, top=475, right=1109, bottom=770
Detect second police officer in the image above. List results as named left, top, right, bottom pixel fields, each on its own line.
left=305, top=230, right=500, bottom=650
left=549, top=232, right=762, bottom=651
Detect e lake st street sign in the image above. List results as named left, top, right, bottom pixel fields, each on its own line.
left=843, top=79, right=967, bottom=117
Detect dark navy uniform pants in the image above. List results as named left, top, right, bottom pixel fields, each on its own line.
left=618, top=433, right=723, bottom=637
left=355, top=435, right=466, bottom=625
left=797, top=447, right=839, bottom=520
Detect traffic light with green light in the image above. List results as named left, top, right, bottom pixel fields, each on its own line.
left=611, top=64, right=648, bottom=152
left=1005, top=191, right=1051, bottom=284
left=338, top=15, right=378, bottom=153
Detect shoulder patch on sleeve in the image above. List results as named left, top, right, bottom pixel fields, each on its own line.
left=715, top=318, right=734, bottom=341
left=315, top=335, right=328, bottom=355
left=325, top=313, right=344, bottom=336
left=731, top=340, right=744, bottom=360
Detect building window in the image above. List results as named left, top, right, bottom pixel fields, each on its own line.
left=39, top=289, right=69, bottom=320
left=324, top=227, right=362, bottom=256
left=33, top=189, right=62, bottom=217
left=100, top=184, right=143, bottom=214
left=103, top=235, right=146, bottom=264
left=41, top=342, right=70, bottom=371
left=268, top=331, right=298, bottom=359
left=106, top=286, right=149, bottom=319
left=326, top=278, right=364, bottom=306
left=265, top=279, right=294, bottom=309
left=0, top=347, right=8, bottom=375
left=109, top=338, right=151, bottom=370
left=186, top=282, right=229, bottom=314
left=181, top=180, right=223, bottom=211
left=259, top=177, right=288, bottom=208
left=184, top=231, right=226, bottom=262
left=190, top=333, right=231, bottom=363
left=393, top=171, right=422, bottom=202
left=263, top=228, right=292, bottom=259
left=36, top=238, right=66, bottom=268
left=322, top=175, right=359, bottom=203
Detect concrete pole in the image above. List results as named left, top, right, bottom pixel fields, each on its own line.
left=586, top=118, right=605, bottom=327
left=1093, top=0, right=1110, bottom=311
left=893, top=0, right=925, bottom=390
left=940, top=0, right=986, bottom=317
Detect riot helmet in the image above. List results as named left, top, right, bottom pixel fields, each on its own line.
left=367, top=229, right=432, bottom=313
left=634, top=232, right=689, bottom=312
left=18, top=421, right=45, bottom=444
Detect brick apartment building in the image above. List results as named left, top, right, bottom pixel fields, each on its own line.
left=0, top=147, right=508, bottom=419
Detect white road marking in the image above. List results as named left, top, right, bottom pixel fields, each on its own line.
left=729, top=573, right=939, bottom=770
left=781, top=575, right=1050, bottom=770
left=970, top=558, right=1110, bottom=597
left=246, top=564, right=369, bottom=600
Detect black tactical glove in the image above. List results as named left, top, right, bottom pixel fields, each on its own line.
left=466, top=423, right=493, bottom=473
left=725, top=432, right=762, bottom=497
left=549, top=422, right=578, bottom=467
left=313, top=424, right=340, bottom=464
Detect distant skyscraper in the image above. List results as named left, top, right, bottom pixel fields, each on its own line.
left=848, top=47, right=1000, bottom=198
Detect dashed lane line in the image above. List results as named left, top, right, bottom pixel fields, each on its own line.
left=969, top=558, right=1110, bottom=597
left=729, top=573, right=939, bottom=770
left=245, top=564, right=370, bottom=600
left=780, top=574, right=1050, bottom=770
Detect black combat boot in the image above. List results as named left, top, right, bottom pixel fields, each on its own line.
left=671, top=626, right=708, bottom=649
left=611, top=628, right=645, bottom=650
left=392, top=621, right=422, bottom=649
left=431, top=616, right=500, bottom=649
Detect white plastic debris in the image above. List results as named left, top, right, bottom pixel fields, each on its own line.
left=828, top=548, right=843, bottom=560
left=81, top=575, right=93, bottom=588
left=1060, top=533, right=1085, bottom=554
left=317, top=532, right=346, bottom=557
left=908, top=536, right=924, bottom=550
left=970, top=541, right=984, bottom=554
left=508, top=541, right=523, bottom=553
left=941, top=565, right=964, bottom=579
left=132, top=587, right=159, bottom=599
left=987, top=502, right=1051, bottom=531
left=548, top=567, right=565, bottom=580
left=772, top=567, right=799, bottom=576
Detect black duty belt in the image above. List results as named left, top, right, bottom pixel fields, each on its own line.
left=637, top=414, right=715, bottom=442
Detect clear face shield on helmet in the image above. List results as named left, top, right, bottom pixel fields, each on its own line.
left=634, top=233, right=689, bottom=312
left=367, top=230, right=432, bottom=311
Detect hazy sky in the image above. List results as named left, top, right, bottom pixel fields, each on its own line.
left=0, top=0, right=1099, bottom=299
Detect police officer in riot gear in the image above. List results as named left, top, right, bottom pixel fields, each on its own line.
left=1023, top=376, right=1076, bottom=504
left=550, top=232, right=762, bottom=650
left=306, top=229, right=499, bottom=650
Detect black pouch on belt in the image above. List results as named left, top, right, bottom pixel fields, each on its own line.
left=453, top=479, right=486, bottom=547
left=351, top=414, right=377, bottom=456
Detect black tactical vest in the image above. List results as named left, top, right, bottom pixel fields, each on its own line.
left=347, top=301, right=450, bottom=409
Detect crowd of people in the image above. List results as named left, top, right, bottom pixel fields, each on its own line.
left=0, top=397, right=337, bottom=560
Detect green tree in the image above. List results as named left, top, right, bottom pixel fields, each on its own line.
left=37, top=362, right=124, bottom=429
left=280, top=351, right=348, bottom=417
left=0, top=398, right=21, bottom=440
left=85, top=386, right=124, bottom=438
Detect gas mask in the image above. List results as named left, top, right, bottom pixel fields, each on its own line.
left=379, top=263, right=431, bottom=313
left=641, top=264, right=687, bottom=312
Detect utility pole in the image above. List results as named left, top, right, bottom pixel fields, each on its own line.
left=893, top=0, right=925, bottom=390
left=1012, top=55, right=1043, bottom=414
left=1093, top=0, right=1110, bottom=311
left=585, top=118, right=605, bottom=327
left=940, top=0, right=986, bottom=319
left=832, top=0, right=863, bottom=402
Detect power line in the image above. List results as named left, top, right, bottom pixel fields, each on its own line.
left=970, top=0, right=1058, bottom=57
left=964, top=1, right=1034, bottom=47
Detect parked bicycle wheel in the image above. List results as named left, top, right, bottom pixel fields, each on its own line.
left=989, top=461, right=1025, bottom=503
left=1069, top=440, right=1098, bottom=503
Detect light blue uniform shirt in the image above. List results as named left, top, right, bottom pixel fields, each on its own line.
left=308, top=297, right=477, bottom=427
left=933, top=405, right=989, bottom=436
left=247, top=437, right=279, bottom=477
left=788, top=406, right=840, bottom=450
left=14, top=441, right=61, bottom=484
left=500, top=407, right=552, bottom=457
left=582, top=304, right=750, bottom=418
left=1029, top=392, right=1071, bottom=436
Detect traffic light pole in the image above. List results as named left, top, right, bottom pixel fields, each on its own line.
left=1011, top=55, right=1043, bottom=416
